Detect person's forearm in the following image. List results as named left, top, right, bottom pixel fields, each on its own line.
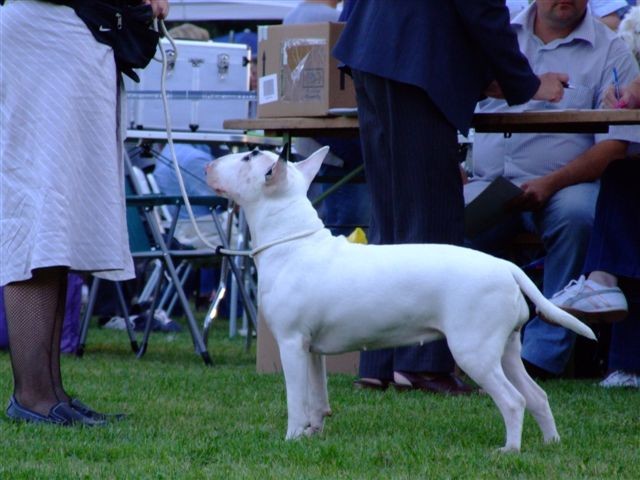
left=626, top=77, right=640, bottom=108
left=544, top=140, right=629, bottom=191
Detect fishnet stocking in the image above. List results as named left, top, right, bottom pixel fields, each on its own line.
left=4, top=267, right=68, bottom=415
left=51, top=271, right=70, bottom=403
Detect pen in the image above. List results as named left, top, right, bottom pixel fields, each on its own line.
left=562, top=82, right=576, bottom=89
left=612, top=67, right=621, bottom=100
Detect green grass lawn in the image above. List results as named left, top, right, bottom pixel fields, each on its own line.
left=1, top=320, right=639, bottom=479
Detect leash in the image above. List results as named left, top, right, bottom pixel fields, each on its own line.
left=153, top=19, right=252, bottom=257
left=153, top=21, right=317, bottom=259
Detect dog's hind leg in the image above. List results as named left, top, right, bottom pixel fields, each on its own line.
left=501, top=331, right=560, bottom=444
left=307, top=353, right=331, bottom=433
left=279, top=336, right=314, bottom=440
left=450, top=340, right=526, bottom=452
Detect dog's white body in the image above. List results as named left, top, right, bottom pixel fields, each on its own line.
left=206, top=147, right=596, bottom=452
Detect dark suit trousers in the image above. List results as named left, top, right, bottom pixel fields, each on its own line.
left=583, top=159, right=640, bottom=373
left=352, top=69, right=464, bottom=378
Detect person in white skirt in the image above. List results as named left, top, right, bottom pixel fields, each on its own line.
left=0, top=0, right=168, bottom=426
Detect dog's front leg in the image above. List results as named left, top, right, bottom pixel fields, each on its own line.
left=279, top=337, right=313, bottom=440
left=307, top=353, right=331, bottom=433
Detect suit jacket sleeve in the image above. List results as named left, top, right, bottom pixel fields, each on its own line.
left=453, top=0, right=540, bottom=105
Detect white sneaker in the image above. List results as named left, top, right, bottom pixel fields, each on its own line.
left=550, top=275, right=628, bottom=323
left=103, top=315, right=134, bottom=331
left=599, top=370, right=640, bottom=388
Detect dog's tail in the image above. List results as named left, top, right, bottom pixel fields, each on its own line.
left=508, top=262, right=597, bottom=341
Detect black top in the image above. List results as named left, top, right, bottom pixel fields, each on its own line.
left=1, top=0, right=157, bottom=82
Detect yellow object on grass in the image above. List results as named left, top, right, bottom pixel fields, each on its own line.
left=347, top=227, right=368, bottom=244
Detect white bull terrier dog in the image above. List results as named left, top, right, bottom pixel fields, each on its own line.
left=206, top=147, right=596, bottom=452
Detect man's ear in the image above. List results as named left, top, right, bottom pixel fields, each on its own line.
left=264, top=156, right=287, bottom=187
left=295, top=146, right=330, bottom=188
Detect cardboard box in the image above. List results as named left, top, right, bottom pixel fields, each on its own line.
left=257, top=22, right=356, bottom=118
left=256, top=312, right=360, bottom=375
left=125, top=39, right=251, bottom=132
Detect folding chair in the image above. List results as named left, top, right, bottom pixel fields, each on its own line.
left=139, top=145, right=259, bottom=349
left=204, top=207, right=259, bottom=351
left=77, top=151, right=257, bottom=365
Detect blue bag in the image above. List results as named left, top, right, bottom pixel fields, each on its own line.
left=0, top=274, right=83, bottom=353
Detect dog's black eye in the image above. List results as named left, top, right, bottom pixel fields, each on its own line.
left=242, top=154, right=251, bottom=162
left=251, top=149, right=260, bottom=157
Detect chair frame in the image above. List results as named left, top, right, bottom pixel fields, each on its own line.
left=77, top=152, right=257, bottom=365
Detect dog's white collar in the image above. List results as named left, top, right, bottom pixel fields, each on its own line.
left=251, top=227, right=323, bottom=257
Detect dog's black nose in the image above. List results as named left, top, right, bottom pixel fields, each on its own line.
left=251, top=148, right=260, bottom=157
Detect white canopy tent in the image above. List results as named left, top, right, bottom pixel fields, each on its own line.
left=167, top=0, right=306, bottom=21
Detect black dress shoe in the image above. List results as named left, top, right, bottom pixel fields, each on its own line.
left=391, top=372, right=477, bottom=396
left=6, top=396, right=106, bottom=426
left=353, top=378, right=391, bottom=391
left=70, top=398, right=126, bottom=422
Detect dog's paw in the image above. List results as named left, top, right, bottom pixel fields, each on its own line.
left=304, top=424, right=323, bottom=437
left=543, top=433, right=560, bottom=445
left=285, top=423, right=311, bottom=440
left=495, top=445, right=520, bottom=454
left=309, top=409, right=331, bottom=426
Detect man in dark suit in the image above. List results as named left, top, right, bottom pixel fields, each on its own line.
left=333, top=0, right=568, bottom=393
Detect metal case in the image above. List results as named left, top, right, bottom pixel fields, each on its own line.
left=126, top=39, right=251, bottom=132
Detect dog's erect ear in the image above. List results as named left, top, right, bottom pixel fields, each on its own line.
left=295, top=146, right=329, bottom=188
left=265, top=156, right=287, bottom=187
left=278, top=143, right=289, bottom=163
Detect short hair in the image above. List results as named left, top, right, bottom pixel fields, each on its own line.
left=167, top=23, right=210, bottom=41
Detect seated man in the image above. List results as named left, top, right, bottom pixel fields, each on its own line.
left=465, top=0, right=640, bottom=378
left=550, top=76, right=640, bottom=388
left=551, top=158, right=640, bottom=388
left=509, top=0, right=631, bottom=27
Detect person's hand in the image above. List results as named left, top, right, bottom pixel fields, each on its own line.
left=459, top=164, right=469, bottom=184
left=484, top=80, right=504, bottom=99
left=602, top=79, right=640, bottom=109
left=144, top=0, right=169, bottom=19
left=506, top=177, right=555, bottom=212
left=532, top=72, right=569, bottom=103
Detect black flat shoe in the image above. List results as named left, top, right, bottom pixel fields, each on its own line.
left=70, top=398, right=126, bottom=422
left=6, top=396, right=106, bottom=426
